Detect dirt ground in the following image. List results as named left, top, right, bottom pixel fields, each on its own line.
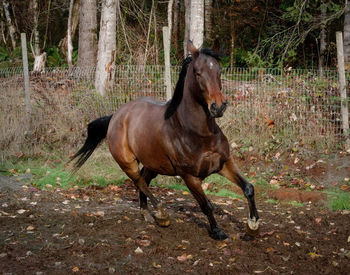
left=0, top=175, right=350, bottom=275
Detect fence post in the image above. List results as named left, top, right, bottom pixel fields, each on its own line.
left=21, top=33, right=31, bottom=120
left=163, top=26, right=172, bottom=101
left=336, top=32, right=350, bottom=151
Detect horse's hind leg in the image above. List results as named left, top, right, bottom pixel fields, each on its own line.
left=139, top=167, right=157, bottom=209
left=183, top=175, right=228, bottom=240
left=119, top=160, right=170, bottom=227
left=219, top=156, right=259, bottom=235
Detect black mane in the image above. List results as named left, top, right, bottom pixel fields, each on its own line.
left=164, top=48, right=220, bottom=120
left=164, top=56, right=192, bottom=119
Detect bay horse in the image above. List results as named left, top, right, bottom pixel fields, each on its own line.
left=71, top=42, right=259, bottom=240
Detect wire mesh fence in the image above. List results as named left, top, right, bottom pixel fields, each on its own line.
left=0, top=65, right=349, bottom=158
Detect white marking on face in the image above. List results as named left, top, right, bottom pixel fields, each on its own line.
left=209, top=62, right=213, bottom=70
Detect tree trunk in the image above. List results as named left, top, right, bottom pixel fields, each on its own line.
left=204, top=0, right=212, bottom=44
left=30, top=0, right=46, bottom=72
left=167, top=0, right=174, bottom=60
left=173, top=0, right=180, bottom=56
left=189, top=0, right=204, bottom=49
left=95, top=0, right=117, bottom=96
left=184, top=0, right=191, bottom=56
left=318, top=0, right=326, bottom=73
left=59, top=0, right=80, bottom=56
left=77, top=0, right=97, bottom=68
left=2, top=0, right=16, bottom=49
left=344, top=0, right=350, bottom=70
left=67, top=0, right=74, bottom=69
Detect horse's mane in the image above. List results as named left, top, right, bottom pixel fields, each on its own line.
left=164, top=49, right=220, bottom=120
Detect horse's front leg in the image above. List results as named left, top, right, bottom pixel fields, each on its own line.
left=219, top=156, right=260, bottom=235
left=182, top=175, right=228, bottom=240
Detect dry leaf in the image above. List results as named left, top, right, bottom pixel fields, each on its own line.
left=177, top=253, right=189, bottom=262
left=315, top=217, right=322, bottom=225
left=26, top=225, right=35, bottom=231
left=152, top=262, right=161, bottom=269
left=134, top=247, right=143, bottom=254
left=137, top=240, right=151, bottom=247
left=266, top=247, right=276, bottom=253
left=72, top=266, right=79, bottom=272
left=17, top=209, right=26, bottom=214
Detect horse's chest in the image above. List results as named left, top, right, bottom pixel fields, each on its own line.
left=195, top=151, right=224, bottom=177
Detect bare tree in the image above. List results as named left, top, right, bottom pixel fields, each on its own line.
left=184, top=0, right=191, bottom=56
left=30, top=0, right=46, bottom=72
left=189, top=0, right=204, bottom=49
left=77, top=0, right=97, bottom=68
left=318, top=0, right=326, bottom=73
left=67, top=0, right=74, bottom=69
left=95, top=0, right=117, bottom=96
left=2, top=0, right=16, bottom=49
left=204, top=0, right=212, bottom=43
left=173, top=0, right=180, bottom=55
left=59, top=0, right=80, bottom=56
left=344, top=0, right=350, bottom=69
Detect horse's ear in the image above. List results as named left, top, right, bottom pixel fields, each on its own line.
left=211, top=39, right=220, bottom=54
left=187, top=40, right=199, bottom=58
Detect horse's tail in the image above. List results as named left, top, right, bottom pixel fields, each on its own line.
left=70, top=115, right=113, bottom=172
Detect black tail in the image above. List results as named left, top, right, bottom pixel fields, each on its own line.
left=70, top=115, right=112, bottom=172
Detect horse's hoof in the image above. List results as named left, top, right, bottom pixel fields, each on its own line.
left=155, top=210, right=170, bottom=227
left=246, top=217, right=260, bottom=237
left=209, top=227, right=228, bottom=240
left=140, top=209, right=154, bottom=223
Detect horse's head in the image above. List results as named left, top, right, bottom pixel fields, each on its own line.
left=188, top=41, right=228, bottom=118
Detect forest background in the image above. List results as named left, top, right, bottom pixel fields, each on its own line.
left=0, top=0, right=349, bottom=71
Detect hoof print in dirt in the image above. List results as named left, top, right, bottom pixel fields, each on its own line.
left=209, top=227, right=228, bottom=240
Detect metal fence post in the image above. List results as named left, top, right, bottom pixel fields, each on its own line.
left=21, top=33, right=31, bottom=120
left=336, top=31, right=350, bottom=151
left=163, top=26, right=172, bottom=101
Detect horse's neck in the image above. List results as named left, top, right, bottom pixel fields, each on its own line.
left=176, top=74, right=217, bottom=136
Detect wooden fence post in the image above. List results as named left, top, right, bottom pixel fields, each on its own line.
left=21, top=33, right=31, bottom=120
left=336, top=32, right=350, bottom=151
left=163, top=26, right=172, bottom=101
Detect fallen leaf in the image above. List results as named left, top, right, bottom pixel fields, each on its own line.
left=72, top=266, right=79, bottom=272
left=266, top=247, right=276, bottom=253
left=26, top=225, right=35, bottom=231
left=17, top=209, right=26, bottom=214
left=134, top=247, right=143, bottom=254
left=315, top=217, right=322, bottom=225
left=260, top=230, right=275, bottom=237
left=283, top=242, right=290, bottom=246
left=217, top=242, right=227, bottom=250
left=308, top=252, right=322, bottom=259
left=348, top=236, right=350, bottom=243
left=137, top=239, right=151, bottom=247
left=177, top=253, right=192, bottom=262
left=95, top=211, right=104, bottom=217
left=152, top=262, right=161, bottom=269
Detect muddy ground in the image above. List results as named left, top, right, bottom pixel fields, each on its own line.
left=0, top=175, right=350, bottom=275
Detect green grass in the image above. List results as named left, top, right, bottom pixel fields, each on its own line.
left=288, top=200, right=304, bottom=207
left=325, top=189, right=350, bottom=211
left=205, top=188, right=244, bottom=199
left=0, top=149, right=126, bottom=189
left=265, top=198, right=278, bottom=204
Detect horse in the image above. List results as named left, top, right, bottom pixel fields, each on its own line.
left=71, top=41, right=259, bottom=240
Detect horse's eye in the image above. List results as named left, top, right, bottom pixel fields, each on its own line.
left=196, top=72, right=201, bottom=77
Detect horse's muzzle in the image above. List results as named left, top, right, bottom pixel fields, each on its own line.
left=209, top=101, right=228, bottom=118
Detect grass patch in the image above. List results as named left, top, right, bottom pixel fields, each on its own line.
left=205, top=188, right=244, bottom=199
left=325, top=189, right=350, bottom=211
left=0, top=148, right=126, bottom=189
left=288, top=200, right=304, bottom=207
left=265, top=198, right=278, bottom=204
